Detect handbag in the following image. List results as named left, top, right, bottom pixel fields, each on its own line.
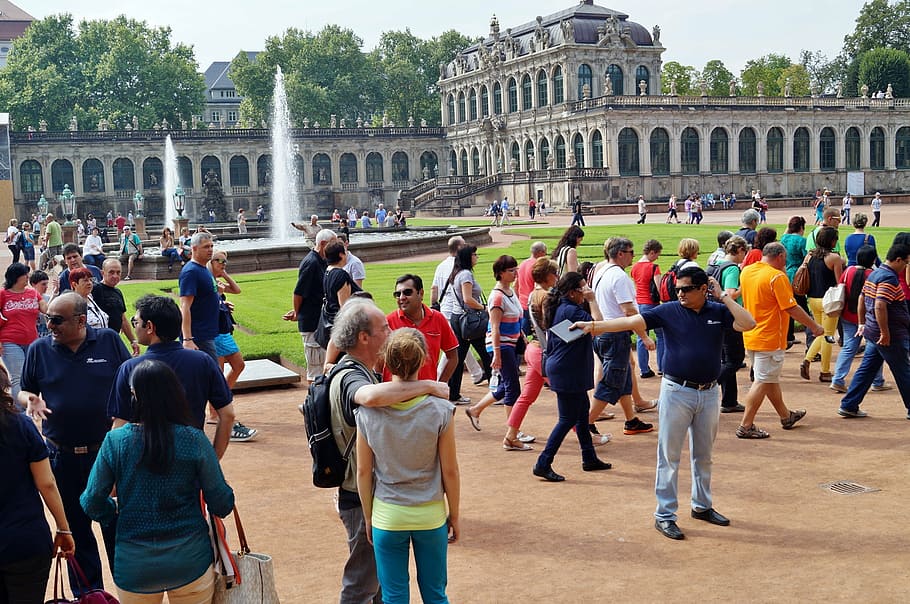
left=45, top=554, right=118, bottom=604
left=218, top=299, right=235, bottom=334
left=314, top=304, right=333, bottom=349
left=822, top=283, right=846, bottom=316
left=212, top=506, right=280, bottom=604
left=792, top=255, right=811, bottom=296
left=456, top=308, right=489, bottom=341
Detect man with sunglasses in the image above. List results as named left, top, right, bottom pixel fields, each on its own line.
left=19, top=292, right=131, bottom=594
left=385, top=274, right=458, bottom=382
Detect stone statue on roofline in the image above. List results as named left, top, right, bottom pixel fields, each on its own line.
left=133, top=115, right=139, bottom=130
left=604, top=77, right=613, bottom=96
left=652, top=25, right=661, bottom=44
left=420, top=118, right=427, bottom=127
left=639, top=80, right=647, bottom=96
left=757, top=81, right=765, bottom=97
left=729, top=80, right=736, bottom=97
left=38, top=119, right=47, bottom=132
left=562, top=19, right=574, bottom=43
left=784, top=78, right=791, bottom=98
left=861, top=83, right=869, bottom=98
left=886, top=83, right=894, bottom=99
left=69, top=116, right=78, bottom=131
left=670, top=79, right=678, bottom=96
left=408, top=116, right=415, bottom=128
left=330, top=114, right=336, bottom=128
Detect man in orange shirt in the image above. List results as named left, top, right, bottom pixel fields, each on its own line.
left=737, top=242, right=823, bottom=438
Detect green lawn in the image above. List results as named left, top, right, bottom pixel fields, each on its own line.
left=117, top=221, right=908, bottom=368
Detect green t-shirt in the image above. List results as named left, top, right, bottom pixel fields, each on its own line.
left=719, top=263, right=743, bottom=305
left=45, top=221, right=62, bottom=247
left=805, top=226, right=841, bottom=254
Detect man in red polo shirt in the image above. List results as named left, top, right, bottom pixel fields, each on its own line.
left=385, top=273, right=458, bottom=382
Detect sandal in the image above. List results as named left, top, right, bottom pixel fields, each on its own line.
left=634, top=399, right=659, bottom=413
left=595, top=412, right=615, bottom=421
left=465, top=408, right=481, bottom=431
left=735, top=424, right=770, bottom=439
left=503, top=438, right=533, bottom=451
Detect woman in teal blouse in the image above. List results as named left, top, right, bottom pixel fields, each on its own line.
left=81, top=359, right=234, bottom=603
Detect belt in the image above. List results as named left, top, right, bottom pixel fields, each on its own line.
left=46, top=437, right=103, bottom=455
left=663, top=374, right=717, bottom=391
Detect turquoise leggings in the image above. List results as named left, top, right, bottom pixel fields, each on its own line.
left=372, top=523, right=449, bottom=604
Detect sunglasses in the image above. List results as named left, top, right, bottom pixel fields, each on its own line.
left=46, top=313, right=82, bottom=326
left=392, top=288, right=416, bottom=298
left=675, top=285, right=700, bottom=294
left=212, top=258, right=228, bottom=265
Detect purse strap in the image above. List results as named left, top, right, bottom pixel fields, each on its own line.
left=230, top=505, right=251, bottom=556
left=52, top=554, right=67, bottom=602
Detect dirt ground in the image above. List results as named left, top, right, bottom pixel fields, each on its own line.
left=34, top=204, right=910, bottom=602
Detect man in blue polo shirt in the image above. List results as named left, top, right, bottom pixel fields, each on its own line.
left=576, top=267, right=756, bottom=541
left=108, top=294, right=239, bottom=457
left=19, top=292, right=131, bottom=594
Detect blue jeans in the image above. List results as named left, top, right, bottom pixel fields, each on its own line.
left=490, top=346, right=521, bottom=406
left=593, top=332, right=632, bottom=403
left=840, top=338, right=910, bottom=413
left=535, top=390, right=597, bottom=469
left=636, top=304, right=664, bottom=374
left=372, top=524, right=449, bottom=604
left=2, top=342, right=27, bottom=402
left=655, top=379, right=720, bottom=522
left=832, top=320, right=883, bottom=388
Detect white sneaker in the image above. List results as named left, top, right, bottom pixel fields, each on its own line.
left=592, top=433, right=612, bottom=447
left=516, top=431, right=535, bottom=444
left=872, top=384, right=893, bottom=392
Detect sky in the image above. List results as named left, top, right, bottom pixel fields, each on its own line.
left=20, top=0, right=865, bottom=74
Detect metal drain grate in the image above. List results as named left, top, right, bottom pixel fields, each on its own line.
left=820, top=481, right=880, bottom=495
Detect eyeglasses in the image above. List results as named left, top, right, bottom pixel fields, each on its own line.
left=675, top=285, right=700, bottom=295
left=212, top=258, right=227, bottom=265
left=392, top=288, right=415, bottom=298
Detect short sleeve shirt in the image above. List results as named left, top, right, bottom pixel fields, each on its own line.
left=593, top=263, right=636, bottom=319
left=0, top=287, right=42, bottom=345
left=516, top=257, right=536, bottom=310
left=385, top=305, right=458, bottom=381
left=861, top=264, right=909, bottom=343
left=432, top=256, right=456, bottom=316
left=630, top=260, right=660, bottom=305
left=485, top=288, right=522, bottom=350
left=293, top=251, right=328, bottom=332
left=179, top=261, right=219, bottom=341
left=739, top=262, right=796, bottom=352
left=92, top=283, right=126, bottom=333
left=450, top=270, right=481, bottom=316
left=641, top=301, right=733, bottom=383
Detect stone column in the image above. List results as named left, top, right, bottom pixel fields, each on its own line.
left=859, top=129, right=870, bottom=171
left=809, top=127, right=821, bottom=173
left=669, top=129, right=681, bottom=174
left=885, top=126, right=896, bottom=171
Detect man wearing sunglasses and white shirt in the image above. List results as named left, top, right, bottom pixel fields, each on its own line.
left=385, top=274, right=458, bottom=382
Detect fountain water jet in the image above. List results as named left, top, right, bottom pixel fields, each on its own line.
left=270, top=66, right=297, bottom=242
left=164, top=135, right=179, bottom=229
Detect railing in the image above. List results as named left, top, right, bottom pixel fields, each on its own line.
left=10, top=126, right=446, bottom=143
left=341, top=182, right=357, bottom=191
left=567, top=94, right=910, bottom=113
left=392, top=179, right=410, bottom=189
left=231, top=186, right=249, bottom=195
left=367, top=181, right=384, bottom=189
left=115, top=189, right=135, bottom=200
left=399, top=178, right=437, bottom=198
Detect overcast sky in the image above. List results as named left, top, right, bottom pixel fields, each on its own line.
left=22, top=0, right=864, bottom=74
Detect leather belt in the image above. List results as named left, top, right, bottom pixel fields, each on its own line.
left=663, top=374, right=717, bottom=391
left=46, top=437, right=103, bottom=455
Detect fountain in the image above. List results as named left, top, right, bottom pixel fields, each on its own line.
left=164, top=134, right=179, bottom=229
left=270, top=66, right=297, bottom=242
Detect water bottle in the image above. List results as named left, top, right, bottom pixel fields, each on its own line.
left=488, top=371, right=501, bottom=391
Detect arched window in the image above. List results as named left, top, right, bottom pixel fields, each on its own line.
left=469, top=88, right=478, bottom=121
left=635, top=66, right=650, bottom=94
left=312, top=153, right=332, bottom=184
left=51, top=159, right=73, bottom=193
left=607, top=64, right=623, bottom=95
left=650, top=128, right=670, bottom=175
left=257, top=155, right=271, bottom=187
left=457, top=92, right=466, bottom=122
left=577, top=64, right=592, bottom=99
left=521, top=74, right=532, bottom=110
left=82, top=159, right=105, bottom=193
left=739, top=128, right=756, bottom=174
left=339, top=153, right=357, bottom=183
left=591, top=130, right=603, bottom=168
left=178, top=157, right=194, bottom=189
left=447, top=94, right=455, bottom=125
left=449, top=150, right=457, bottom=176
left=820, top=127, right=836, bottom=172
left=710, top=128, right=729, bottom=174
left=200, top=156, right=221, bottom=184
left=767, top=127, right=784, bottom=173
left=553, top=66, right=564, bottom=104
left=493, top=82, right=503, bottom=114
left=480, top=86, right=490, bottom=117
left=870, top=127, right=885, bottom=170
left=573, top=134, right=585, bottom=168
left=142, top=157, right=163, bottom=190
left=294, top=155, right=306, bottom=187
left=459, top=150, right=468, bottom=176
left=845, top=127, right=861, bottom=171
left=113, top=158, right=136, bottom=191
left=20, top=160, right=43, bottom=196
left=619, top=128, right=640, bottom=176
left=793, top=127, right=810, bottom=172
left=681, top=128, right=700, bottom=175
left=228, top=156, right=250, bottom=187
left=897, top=127, right=910, bottom=169
left=511, top=142, right=520, bottom=170
left=539, top=138, right=550, bottom=169
left=508, top=78, right=518, bottom=113
left=392, top=151, right=409, bottom=182
left=366, top=152, right=384, bottom=183
left=537, top=70, right=548, bottom=107
left=420, top=151, right=438, bottom=178
left=471, top=148, right=480, bottom=175
left=525, top=140, right=535, bottom=170
left=555, top=135, right=566, bottom=169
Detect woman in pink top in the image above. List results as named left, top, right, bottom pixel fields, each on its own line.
left=0, top=263, right=47, bottom=401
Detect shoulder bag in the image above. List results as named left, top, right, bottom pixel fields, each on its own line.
left=791, top=254, right=811, bottom=296
left=45, top=554, right=118, bottom=603
left=211, top=505, right=280, bottom=604
left=454, top=277, right=488, bottom=341
left=822, top=282, right=846, bottom=316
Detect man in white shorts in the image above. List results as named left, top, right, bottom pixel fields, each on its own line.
left=737, top=243, right=823, bottom=438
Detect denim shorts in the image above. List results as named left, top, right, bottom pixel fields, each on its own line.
left=593, top=331, right=633, bottom=403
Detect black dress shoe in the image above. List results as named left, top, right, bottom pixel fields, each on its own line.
left=721, top=403, right=745, bottom=413
left=640, top=370, right=656, bottom=379
left=582, top=458, right=612, bottom=472
left=691, top=508, right=730, bottom=526
left=532, top=465, right=565, bottom=482
left=655, top=519, right=685, bottom=540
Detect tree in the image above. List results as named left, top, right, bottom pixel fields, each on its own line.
left=660, top=61, right=697, bottom=95
left=371, top=29, right=436, bottom=126
left=842, top=0, right=910, bottom=58
left=0, top=14, right=204, bottom=130
left=858, top=47, right=910, bottom=97
left=740, top=54, right=792, bottom=96
left=701, top=60, right=734, bottom=96
left=777, top=64, right=811, bottom=96
left=799, top=50, right=839, bottom=95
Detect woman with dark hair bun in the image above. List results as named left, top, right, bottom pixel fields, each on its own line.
left=81, top=359, right=234, bottom=603
left=532, top=272, right=611, bottom=482
left=444, top=245, right=492, bottom=403
left=551, top=225, right=585, bottom=276
left=0, top=262, right=48, bottom=400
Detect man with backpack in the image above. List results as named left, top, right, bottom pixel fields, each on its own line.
left=708, top=236, right=749, bottom=412
left=324, top=298, right=448, bottom=603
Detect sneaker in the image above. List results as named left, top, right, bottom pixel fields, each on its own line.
left=623, top=417, right=654, bottom=435
left=735, top=424, right=770, bottom=439
left=837, top=407, right=868, bottom=418
left=871, top=384, right=893, bottom=392
left=230, top=422, right=258, bottom=442
left=634, top=399, right=659, bottom=413
left=819, top=372, right=833, bottom=383
left=781, top=409, right=807, bottom=430
left=123, top=275, right=132, bottom=281
left=592, top=433, right=612, bottom=447
left=453, top=396, right=471, bottom=405
left=829, top=382, right=847, bottom=394
left=516, top=431, right=536, bottom=444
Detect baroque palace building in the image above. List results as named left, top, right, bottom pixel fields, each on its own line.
left=5, top=0, right=910, bottom=222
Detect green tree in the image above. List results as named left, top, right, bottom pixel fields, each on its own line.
left=777, top=64, right=811, bottom=96
left=858, top=47, right=910, bottom=96
left=842, top=0, right=910, bottom=58
left=799, top=50, right=839, bottom=95
left=372, top=29, right=435, bottom=126
left=660, top=61, right=697, bottom=95
left=0, top=14, right=204, bottom=130
left=740, top=53, right=791, bottom=96
left=701, top=60, right=734, bottom=96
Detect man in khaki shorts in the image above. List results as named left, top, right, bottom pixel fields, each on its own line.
left=737, top=242, right=823, bottom=438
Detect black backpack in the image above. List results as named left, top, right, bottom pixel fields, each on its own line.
left=299, top=359, right=359, bottom=489
left=705, top=261, right=738, bottom=301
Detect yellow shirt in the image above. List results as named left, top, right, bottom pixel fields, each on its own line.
left=740, top=261, right=796, bottom=352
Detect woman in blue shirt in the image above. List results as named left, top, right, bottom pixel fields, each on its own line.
left=81, top=359, right=234, bottom=603
left=532, top=272, right=612, bottom=482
